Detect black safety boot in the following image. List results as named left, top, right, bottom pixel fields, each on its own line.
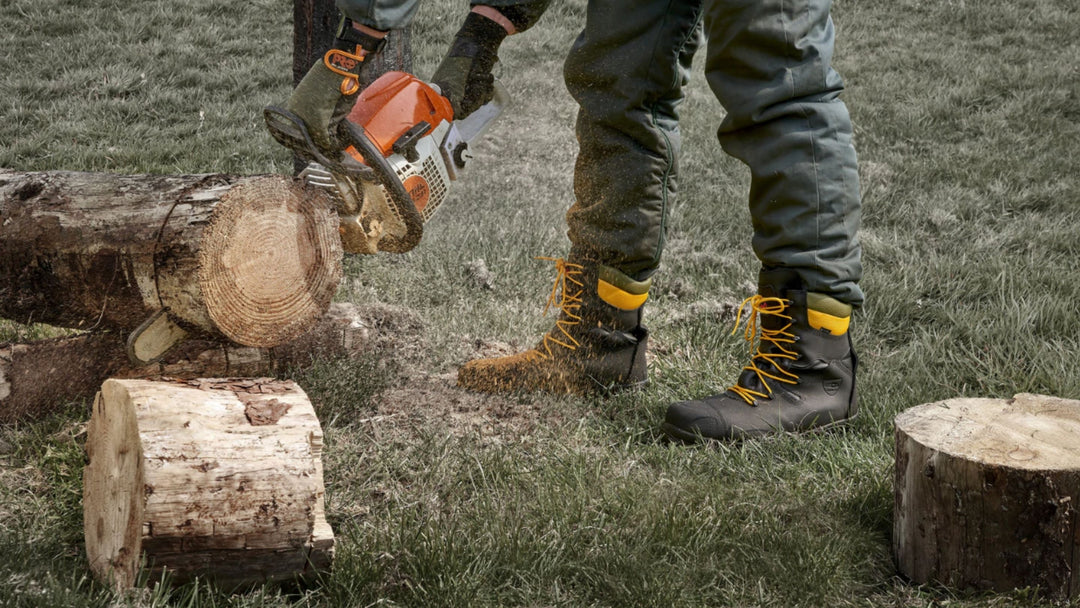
left=457, top=257, right=649, bottom=395
left=662, top=269, right=857, bottom=442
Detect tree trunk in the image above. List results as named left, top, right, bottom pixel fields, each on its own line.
left=84, top=378, right=333, bottom=589
left=0, top=170, right=342, bottom=347
left=0, top=303, right=371, bottom=423
left=292, top=1, right=412, bottom=90
left=894, top=393, right=1080, bottom=600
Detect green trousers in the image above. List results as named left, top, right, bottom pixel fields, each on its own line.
left=336, top=0, right=548, bottom=32
left=564, top=0, right=864, bottom=306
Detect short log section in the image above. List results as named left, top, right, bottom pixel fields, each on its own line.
left=0, top=170, right=342, bottom=346
left=894, top=393, right=1080, bottom=599
left=83, top=378, right=334, bottom=589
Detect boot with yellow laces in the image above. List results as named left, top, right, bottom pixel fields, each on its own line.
left=662, top=269, right=858, bottom=442
left=457, top=257, right=650, bottom=395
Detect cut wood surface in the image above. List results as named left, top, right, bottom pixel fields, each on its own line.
left=894, top=393, right=1080, bottom=599
left=83, top=378, right=333, bottom=589
left=0, top=302, right=371, bottom=423
left=0, top=170, right=342, bottom=346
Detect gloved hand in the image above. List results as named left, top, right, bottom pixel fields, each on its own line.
left=284, top=18, right=386, bottom=155
left=431, top=11, right=510, bottom=119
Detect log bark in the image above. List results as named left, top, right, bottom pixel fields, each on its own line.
left=84, top=378, right=333, bottom=589
left=894, top=393, right=1080, bottom=599
left=0, top=303, right=371, bottom=424
left=0, top=170, right=342, bottom=347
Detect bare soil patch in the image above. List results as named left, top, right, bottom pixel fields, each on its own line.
left=335, top=305, right=558, bottom=446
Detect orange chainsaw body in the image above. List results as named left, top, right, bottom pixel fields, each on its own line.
left=344, top=71, right=454, bottom=161
left=278, top=69, right=504, bottom=254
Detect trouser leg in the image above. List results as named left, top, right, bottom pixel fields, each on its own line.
left=703, top=0, right=863, bottom=306
left=335, top=0, right=420, bottom=30
left=563, top=0, right=704, bottom=281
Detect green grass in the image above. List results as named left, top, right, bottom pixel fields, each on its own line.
left=2, top=0, right=1080, bottom=605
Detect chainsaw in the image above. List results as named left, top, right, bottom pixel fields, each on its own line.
left=263, top=71, right=509, bottom=254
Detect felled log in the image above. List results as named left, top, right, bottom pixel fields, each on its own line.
left=0, top=170, right=342, bottom=347
left=84, top=378, right=333, bottom=589
left=894, top=394, right=1080, bottom=599
left=0, top=303, right=371, bottom=424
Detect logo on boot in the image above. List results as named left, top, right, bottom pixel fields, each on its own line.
left=325, top=49, right=361, bottom=72
left=823, top=379, right=843, bottom=396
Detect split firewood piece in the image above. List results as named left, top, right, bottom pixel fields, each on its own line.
left=83, top=378, right=333, bottom=589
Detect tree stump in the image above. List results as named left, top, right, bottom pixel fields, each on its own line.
left=0, top=170, right=342, bottom=347
left=894, top=393, right=1080, bottom=599
left=83, top=378, right=334, bottom=589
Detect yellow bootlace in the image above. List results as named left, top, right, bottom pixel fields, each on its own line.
left=535, top=257, right=584, bottom=359
left=728, top=295, right=800, bottom=405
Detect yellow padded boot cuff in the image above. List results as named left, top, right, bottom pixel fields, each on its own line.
left=806, top=292, right=852, bottom=335
left=597, top=265, right=651, bottom=311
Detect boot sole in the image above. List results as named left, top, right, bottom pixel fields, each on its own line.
left=660, top=412, right=857, bottom=444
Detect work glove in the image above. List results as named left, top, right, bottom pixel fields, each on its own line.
left=431, top=11, right=509, bottom=120
left=284, top=18, right=386, bottom=155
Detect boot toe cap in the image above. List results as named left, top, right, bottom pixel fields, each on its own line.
left=455, top=357, right=508, bottom=392
left=662, top=399, right=733, bottom=442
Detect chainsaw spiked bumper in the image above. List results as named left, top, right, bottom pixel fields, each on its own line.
left=457, top=257, right=650, bottom=395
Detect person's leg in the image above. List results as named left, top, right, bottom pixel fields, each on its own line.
left=457, top=0, right=705, bottom=395
left=563, top=0, right=704, bottom=281
left=662, top=0, right=862, bottom=441
left=707, top=0, right=862, bottom=304
left=336, top=0, right=419, bottom=30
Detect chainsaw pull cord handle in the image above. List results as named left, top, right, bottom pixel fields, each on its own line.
left=340, top=120, right=424, bottom=253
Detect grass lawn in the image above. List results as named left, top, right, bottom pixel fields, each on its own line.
left=2, top=0, right=1079, bottom=606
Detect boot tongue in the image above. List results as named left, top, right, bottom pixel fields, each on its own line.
left=730, top=284, right=796, bottom=399
left=757, top=283, right=793, bottom=332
